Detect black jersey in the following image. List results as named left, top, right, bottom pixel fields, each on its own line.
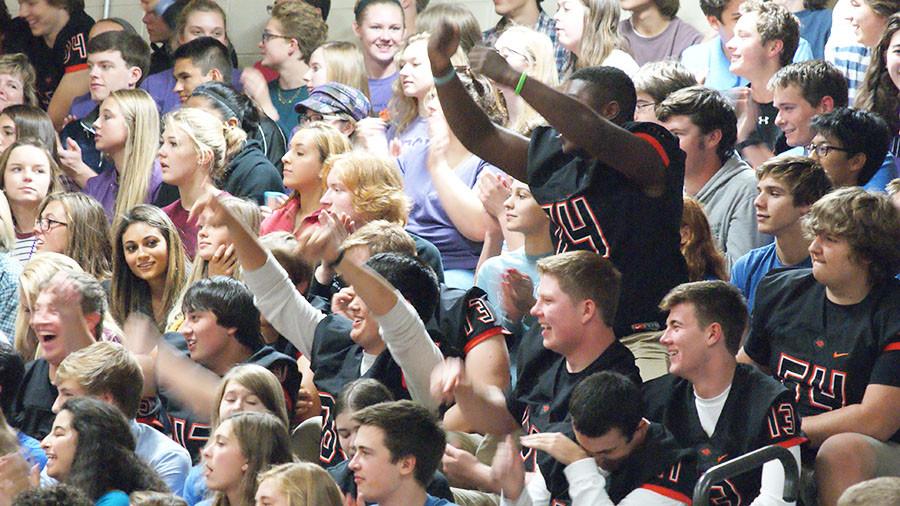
left=10, top=359, right=56, bottom=440
left=158, top=336, right=301, bottom=462
left=508, top=331, right=641, bottom=480
left=16, top=10, right=93, bottom=109
left=644, top=364, right=805, bottom=505
left=311, top=314, right=412, bottom=467
left=428, top=285, right=505, bottom=359
left=745, top=270, right=900, bottom=443
left=541, top=422, right=697, bottom=505
left=526, top=123, right=688, bottom=336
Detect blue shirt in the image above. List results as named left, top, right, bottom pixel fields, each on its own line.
left=476, top=248, right=548, bottom=334
left=182, top=463, right=207, bottom=505
left=373, top=496, right=457, bottom=506
left=730, top=242, right=811, bottom=312
left=795, top=9, right=832, bottom=60
left=863, top=152, right=900, bottom=193
left=95, top=490, right=129, bottom=506
left=17, top=431, right=46, bottom=470
left=681, top=36, right=814, bottom=91
left=132, top=420, right=192, bottom=497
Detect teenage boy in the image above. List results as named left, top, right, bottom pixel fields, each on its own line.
left=140, top=0, right=185, bottom=74
left=495, top=372, right=696, bottom=505
left=808, top=108, right=898, bottom=192
left=619, top=0, right=703, bottom=66
left=11, top=0, right=94, bottom=130
left=632, top=60, right=698, bottom=124
left=152, top=276, right=300, bottom=461
left=431, top=251, right=641, bottom=503
left=350, top=400, right=458, bottom=506
left=51, top=342, right=191, bottom=494
left=739, top=188, right=900, bottom=505
left=682, top=0, right=812, bottom=91
left=646, top=281, right=805, bottom=505
left=726, top=0, right=800, bottom=168
left=172, top=37, right=286, bottom=169
left=195, top=194, right=446, bottom=467
left=430, top=26, right=688, bottom=373
left=731, top=155, right=832, bottom=312
left=770, top=60, right=848, bottom=156
left=657, top=85, right=769, bottom=264
left=482, top=0, right=567, bottom=74
left=58, top=31, right=150, bottom=188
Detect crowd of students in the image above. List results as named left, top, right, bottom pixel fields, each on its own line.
left=0, top=0, right=897, bottom=505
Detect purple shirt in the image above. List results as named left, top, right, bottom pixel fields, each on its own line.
left=84, top=159, right=163, bottom=222
left=140, top=68, right=244, bottom=116
left=68, top=93, right=95, bottom=120
left=368, top=73, right=398, bottom=115
left=398, top=144, right=498, bottom=270
left=386, top=116, right=428, bottom=154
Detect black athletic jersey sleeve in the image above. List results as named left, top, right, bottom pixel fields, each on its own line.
left=10, top=359, right=56, bottom=440
left=24, top=10, right=93, bottom=109
left=747, top=270, right=900, bottom=440
left=429, top=286, right=505, bottom=358
left=525, top=122, right=688, bottom=336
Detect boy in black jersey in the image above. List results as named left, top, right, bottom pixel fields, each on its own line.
left=493, top=371, right=696, bottom=506
left=739, top=188, right=900, bottom=506
left=428, top=23, right=686, bottom=382
left=645, top=280, right=805, bottom=505
left=11, top=0, right=93, bottom=129
left=431, top=251, right=640, bottom=499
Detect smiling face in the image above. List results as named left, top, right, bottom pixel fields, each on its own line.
left=0, top=72, right=26, bottom=111
left=3, top=144, right=53, bottom=208
left=344, top=286, right=383, bottom=353
left=888, top=30, right=900, bottom=91
left=503, top=180, right=548, bottom=234
left=218, top=380, right=270, bottom=421
left=397, top=39, right=432, bottom=100
left=530, top=274, right=585, bottom=356
left=18, top=0, right=67, bottom=39
left=88, top=50, right=140, bottom=103
left=159, top=123, right=202, bottom=185
left=353, top=3, right=405, bottom=69
left=726, top=11, right=772, bottom=78
left=30, top=289, right=76, bottom=366
left=93, top=98, right=128, bottom=155
left=40, top=409, right=78, bottom=481
left=202, top=419, right=248, bottom=495
left=180, top=9, right=228, bottom=46
left=554, top=0, right=586, bottom=54
left=773, top=84, right=825, bottom=148
left=348, top=425, right=405, bottom=503
left=51, top=378, right=86, bottom=414
left=35, top=199, right=69, bottom=253
left=281, top=129, right=323, bottom=192
left=847, top=0, right=887, bottom=47
left=659, top=302, right=712, bottom=379
left=122, top=222, right=169, bottom=284
left=183, top=309, right=236, bottom=371
left=754, top=175, right=807, bottom=236
left=304, top=47, right=329, bottom=88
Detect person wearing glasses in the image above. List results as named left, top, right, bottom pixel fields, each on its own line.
left=241, top=1, right=327, bottom=139
left=492, top=26, right=559, bottom=136
left=34, top=193, right=112, bottom=283
left=632, top=60, right=697, bottom=124
left=808, top=108, right=898, bottom=193
left=294, top=82, right=372, bottom=147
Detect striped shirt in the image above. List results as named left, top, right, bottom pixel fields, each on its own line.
left=484, top=10, right=569, bottom=76
left=826, top=43, right=869, bottom=105
left=13, top=232, right=37, bottom=265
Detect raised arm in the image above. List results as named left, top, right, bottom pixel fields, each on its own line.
left=432, top=357, right=520, bottom=435
left=428, top=23, right=530, bottom=181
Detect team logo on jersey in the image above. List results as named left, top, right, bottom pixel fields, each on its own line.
left=777, top=353, right=848, bottom=410
left=542, top=196, right=610, bottom=256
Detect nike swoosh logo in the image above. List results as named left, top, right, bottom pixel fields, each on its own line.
left=717, top=454, right=729, bottom=463
left=833, top=352, right=850, bottom=358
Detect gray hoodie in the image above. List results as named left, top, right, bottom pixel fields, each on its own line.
left=694, top=153, right=772, bottom=266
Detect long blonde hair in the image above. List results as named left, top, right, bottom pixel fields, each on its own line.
left=571, top=0, right=625, bottom=71
left=14, top=253, right=125, bottom=360
left=163, top=108, right=230, bottom=185
left=315, top=41, right=370, bottom=97
left=496, top=26, right=559, bottom=135
left=105, top=89, right=160, bottom=226
left=256, top=463, right=342, bottom=506
left=0, top=192, right=15, bottom=252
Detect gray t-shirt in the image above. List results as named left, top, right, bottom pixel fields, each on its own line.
left=620, top=17, right=704, bottom=66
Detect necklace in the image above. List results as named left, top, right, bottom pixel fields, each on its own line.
left=275, top=85, right=304, bottom=105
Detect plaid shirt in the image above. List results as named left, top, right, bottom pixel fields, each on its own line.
left=826, top=43, right=869, bottom=105
left=483, top=10, right=569, bottom=76
left=0, top=253, right=21, bottom=343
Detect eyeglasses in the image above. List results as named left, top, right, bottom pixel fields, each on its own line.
left=496, top=47, right=533, bottom=63
left=636, top=100, right=657, bottom=112
left=38, top=217, right=68, bottom=232
left=806, top=142, right=852, bottom=158
left=261, top=31, right=293, bottom=43
left=299, top=113, right=348, bottom=125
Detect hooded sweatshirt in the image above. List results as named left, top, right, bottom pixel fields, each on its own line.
left=694, top=153, right=772, bottom=266
left=222, top=138, right=285, bottom=205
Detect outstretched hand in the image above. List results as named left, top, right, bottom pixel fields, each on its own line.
left=428, top=20, right=461, bottom=73
left=468, top=47, right=519, bottom=88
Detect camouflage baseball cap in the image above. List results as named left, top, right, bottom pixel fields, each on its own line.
left=295, top=82, right=370, bottom=121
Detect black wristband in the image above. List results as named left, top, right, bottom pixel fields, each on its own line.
left=327, top=248, right=346, bottom=270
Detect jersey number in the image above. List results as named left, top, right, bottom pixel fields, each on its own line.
left=542, top=196, right=610, bottom=256
left=777, top=353, right=847, bottom=410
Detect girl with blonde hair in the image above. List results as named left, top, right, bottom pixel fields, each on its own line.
left=493, top=26, right=559, bottom=136
left=34, top=192, right=112, bottom=281
left=303, top=41, right=371, bottom=96
left=111, top=205, right=189, bottom=331
left=255, top=463, right=343, bottom=506
left=554, top=0, right=639, bottom=77
left=0, top=53, right=38, bottom=111
left=14, top=253, right=125, bottom=361
left=85, top=89, right=163, bottom=224
left=159, top=107, right=233, bottom=258
left=353, top=0, right=406, bottom=113
left=261, top=122, right=351, bottom=235
left=0, top=139, right=65, bottom=263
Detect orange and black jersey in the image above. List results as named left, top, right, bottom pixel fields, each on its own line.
left=644, top=364, right=805, bottom=505
left=427, top=285, right=504, bottom=359
left=526, top=122, right=688, bottom=336
left=746, top=270, right=900, bottom=443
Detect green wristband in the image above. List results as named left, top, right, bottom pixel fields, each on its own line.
left=514, top=72, right=528, bottom=95
left=433, top=66, right=457, bottom=87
